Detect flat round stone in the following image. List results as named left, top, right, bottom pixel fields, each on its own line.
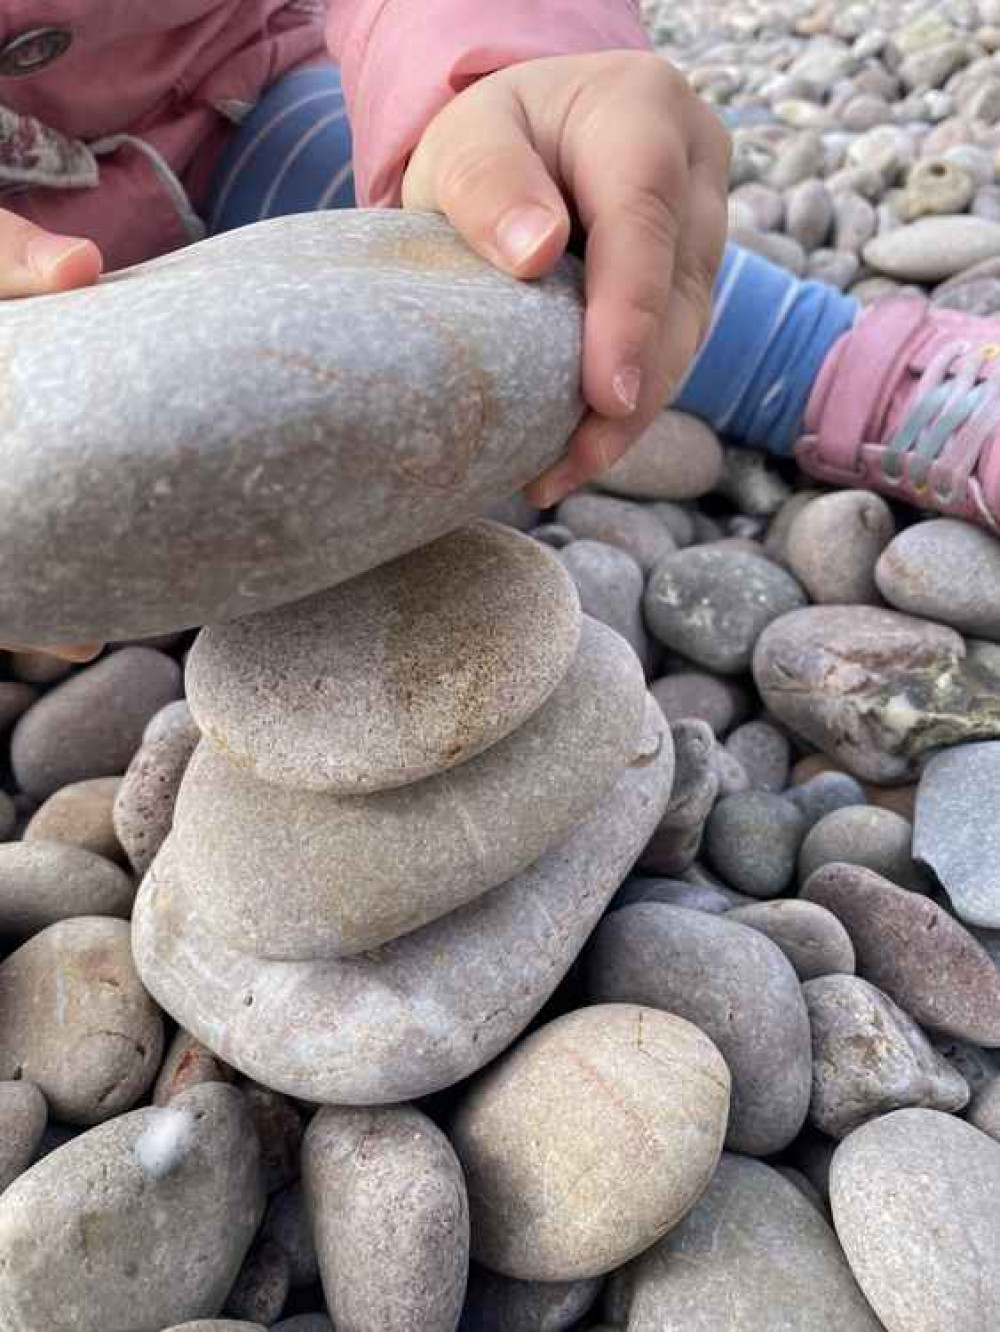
left=596, top=411, right=724, bottom=500
left=864, top=216, right=1000, bottom=281
left=187, top=521, right=580, bottom=794
left=876, top=519, right=1000, bottom=640
left=173, top=617, right=649, bottom=958
left=0, top=211, right=584, bottom=644
left=132, top=700, right=673, bottom=1104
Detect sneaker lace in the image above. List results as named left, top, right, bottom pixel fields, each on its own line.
left=882, top=339, right=1000, bottom=503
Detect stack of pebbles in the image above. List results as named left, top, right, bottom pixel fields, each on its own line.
left=132, top=519, right=675, bottom=1106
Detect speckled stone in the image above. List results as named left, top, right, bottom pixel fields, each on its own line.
left=627, top=1156, right=883, bottom=1332
left=0, top=1080, right=47, bottom=1192
left=0, top=211, right=584, bottom=645
left=723, top=719, right=790, bottom=791
left=914, top=741, right=1000, bottom=927
left=804, top=975, right=969, bottom=1138
left=114, top=711, right=202, bottom=877
left=588, top=905, right=811, bottom=1155
left=556, top=495, right=676, bottom=573
left=132, top=700, right=673, bottom=1104
left=173, top=617, right=649, bottom=959
left=597, top=412, right=724, bottom=501
left=187, top=522, right=580, bottom=795
left=786, top=491, right=895, bottom=604
left=876, top=519, right=1000, bottom=640
left=11, top=647, right=182, bottom=801
left=451, top=1005, right=730, bottom=1281
left=727, top=900, right=856, bottom=980
left=704, top=791, right=807, bottom=898
left=458, top=1266, right=601, bottom=1332
left=753, top=606, right=1000, bottom=783
left=649, top=671, right=750, bottom=735
left=803, top=863, right=1000, bottom=1045
left=24, top=777, right=123, bottom=860
left=645, top=547, right=807, bottom=674
left=787, top=772, right=869, bottom=829
left=0, top=1085, right=264, bottom=1332
left=638, top=719, right=719, bottom=876
left=559, top=541, right=652, bottom=672
left=799, top=806, right=926, bottom=892
left=304, top=1104, right=468, bottom=1332
left=0, top=841, right=135, bottom=939
left=903, top=157, right=977, bottom=218
left=864, top=215, right=1000, bottom=281
left=831, top=1109, right=1000, bottom=1332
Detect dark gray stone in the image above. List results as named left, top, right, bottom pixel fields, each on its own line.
left=724, top=719, right=791, bottom=791
left=559, top=541, right=651, bottom=672
left=704, top=791, right=806, bottom=898
left=649, top=671, right=751, bottom=735
left=459, top=1266, right=601, bottom=1331
left=787, top=772, right=869, bottom=829
left=727, top=900, right=856, bottom=980
left=914, top=741, right=1000, bottom=927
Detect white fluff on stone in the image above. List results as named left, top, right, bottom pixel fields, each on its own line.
left=133, top=1107, right=195, bottom=1179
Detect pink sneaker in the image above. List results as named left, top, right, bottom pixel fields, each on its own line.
left=796, top=297, right=1000, bottom=532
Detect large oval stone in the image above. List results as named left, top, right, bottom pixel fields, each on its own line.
left=0, top=211, right=584, bottom=646
left=187, top=521, right=580, bottom=794
left=876, top=519, right=1000, bottom=641
left=450, top=1005, right=730, bottom=1281
left=863, top=217, right=1000, bottom=282
left=587, top=903, right=812, bottom=1155
left=0, top=1085, right=265, bottom=1332
left=626, top=1155, right=882, bottom=1331
left=173, top=617, right=649, bottom=958
left=914, top=741, right=1000, bottom=927
left=132, top=699, right=673, bottom=1104
left=0, top=841, right=135, bottom=939
left=831, top=1109, right=1000, bottom=1331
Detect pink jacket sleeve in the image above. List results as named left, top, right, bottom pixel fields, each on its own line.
left=327, top=1, right=651, bottom=206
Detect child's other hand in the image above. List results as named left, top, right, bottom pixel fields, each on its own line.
left=0, top=209, right=102, bottom=298
left=402, top=52, right=729, bottom=507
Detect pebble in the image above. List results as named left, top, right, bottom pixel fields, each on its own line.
left=261, top=1184, right=318, bottom=1290
left=864, top=214, right=1000, bottom=279
left=787, top=772, right=869, bottom=828
left=914, top=740, right=1000, bottom=927
left=173, top=617, right=648, bottom=959
left=831, top=1109, right=1000, bottom=1331
left=114, top=712, right=202, bottom=877
left=704, top=791, right=807, bottom=897
left=876, top=518, right=1000, bottom=639
left=459, top=1267, right=601, bottom=1332
left=596, top=412, right=725, bottom=501
left=23, top=776, right=123, bottom=860
left=711, top=743, right=750, bottom=796
left=0, top=1080, right=47, bottom=1192
left=243, top=1085, right=304, bottom=1195
left=272, top=1320, right=331, bottom=1332
left=164, top=1324, right=265, bottom=1331
left=650, top=671, right=750, bottom=735
left=626, top=1155, right=883, bottom=1331
left=786, top=178, right=834, bottom=247
left=11, top=647, right=182, bottom=801
left=649, top=500, right=696, bottom=547
left=0, top=841, right=135, bottom=939
left=153, top=1029, right=235, bottom=1106
left=803, top=862, right=1000, bottom=1045
left=645, top=546, right=807, bottom=674
left=528, top=522, right=575, bottom=549
left=450, top=1005, right=730, bottom=1280
left=0, top=1085, right=264, bottom=1332
left=613, top=876, right=747, bottom=915
left=903, top=156, right=977, bottom=216
left=559, top=541, right=651, bottom=671
left=187, top=522, right=580, bottom=795
left=0, top=681, right=36, bottom=734
left=804, top=974, right=970, bottom=1138
left=0, top=211, right=584, bottom=644
left=638, top=719, right=719, bottom=876
left=555, top=495, right=676, bottom=573
left=728, top=225, right=808, bottom=273
left=587, top=905, right=811, bottom=1155
left=730, top=181, right=786, bottom=230
left=304, top=1104, right=468, bottom=1332
left=0, top=917, right=164, bottom=1125
left=222, top=1239, right=291, bottom=1326
left=132, top=700, right=673, bottom=1104
left=786, top=491, right=895, bottom=604
left=723, top=719, right=791, bottom=790
left=727, top=899, right=857, bottom=979
left=834, top=191, right=878, bottom=251
left=799, top=805, right=926, bottom=892
left=482, top=493, right=539, bottom=532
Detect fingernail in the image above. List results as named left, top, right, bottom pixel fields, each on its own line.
left=612, top=366, right=642, bottom=414
left=26, top=234, right=90, bottom=280
left=495, top=205, right=559, bottom=268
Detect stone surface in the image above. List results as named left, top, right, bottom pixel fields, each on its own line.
left=786, top=491, right=895, bottom=604
left=559, top=541, right=651, bottom=672
left=723, top=719, right=790, bottom=791
left=587, top=904, right=812, bottom=1155
left=649, top=671, right=750, bottom=735
left=638, top=719, right=719, bottom=876
left=24, top=777, right=123, bottom=860
left=0, top=1085, right=264, bottom=1332
left=727, top=899, right=856, bottom=980
left=0, top=211, right=584, bottom=644
left=114, top=714, right=202, bottom=877
left=132, top=699, right=673, bottom=1104
left=187, top=521, right=580, bottom=794
left=831, top=1109, right=1000, bottom=1332
left=261, top=1184, right=318, bottom=1290
left=626, top=1155, right=883, bottom=1332
left=303, top=1104, right=469, bottom=1332
left=754, top=606, right=1000, bottom=783
left=803, top=863, right=1000, bottom=1045
left=596, top=411, right=724, bottom=500
left=0, top=841, right=135, bottom=939
left=863, top=216, right=1000, bottom=280
left=787, top=771, right=869, bottom=829
left=459, top=1267, right=601, bottom=1332
left=0, top=1080, right=47, bottom=1192
left=556, top=495, right=675, bottom=573
left=222, top=1239, right=290, bottom=1326
left=645, top=546, right=806, bottom=674
left=450, top=1005, right=730, bottom=1281
left=0, top=916, right=164, bottom=1125
left=243, top=1085, right=303, bottom=1196
left=172, top=617, right=649, bottom=958
left=914, top=741, right=1000, bottom=926
left=804, top=975, right=969, bottom=1138
left=614, top=875, right=746, bottom=915
left=704, top=791, right=807, bottom=897
left=876, top=519, right=1000, bottom=639
left=11, top=647, right=182, bottom=801
left=153, top=1029, right=235, bottom=1107
left=799, top=805, right=925, bottom=892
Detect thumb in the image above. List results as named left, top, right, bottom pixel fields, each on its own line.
left=402, top=85, right=571, bottom=280
left=0, top=209, right=102, bottom=299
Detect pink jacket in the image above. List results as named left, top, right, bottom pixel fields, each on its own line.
left=0, top=1, right=648, bottom=270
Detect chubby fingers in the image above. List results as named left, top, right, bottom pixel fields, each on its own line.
left=0, top=209, right=102, bottom=299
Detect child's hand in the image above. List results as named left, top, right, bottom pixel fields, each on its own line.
left=0, top=209, right=102, bottom=299
left=402, top=52, right=730, bottom=507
